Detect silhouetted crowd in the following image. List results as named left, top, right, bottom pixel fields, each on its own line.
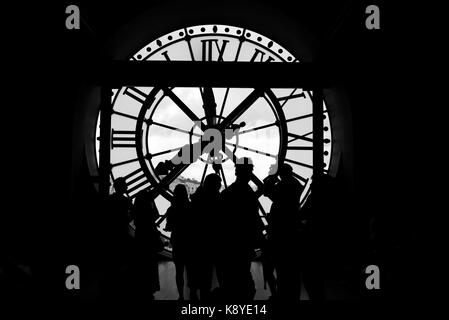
left=0, top=159, right=416, bottom=303
left=100, top=158, right=327, bottom=302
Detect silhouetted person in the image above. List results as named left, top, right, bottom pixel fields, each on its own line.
left=165, top=184, right=194, bottom=300
left=301, top=175, right=334, bottom=301
left=298, top=189, right=325, bottom=300
left=130, top=189, right=163, bottom=300
left=105, top=177, right=133, bottom=251
left=260, top=234, right=277, bottom=299
left=263, top=163, right=303, bottom=301
left=190, top=173, right=222, bottom=301
left=101, top=177, right=132, bottom=299
left=219, top=158, right=265, bottom=301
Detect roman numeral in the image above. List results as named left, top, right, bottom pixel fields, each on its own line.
left=111, top=129, right=136, bottom=149
left=112, top=110, right=138, bottom=121
left=287, top=145, right=313, bottom=150
left=123, top=87, right=147, bottom=104
left=292, top=172, right=308, bottom=184
left=285, top=133, right=312, bottom=184
left=122, top=167, right=150, bottom=196
left=277, top=91, right=306, bottom=103
left=201, top=39, right=229, bottom=61
left=250, top=48, right=274, bottom=62
left=161, top=50, right=171, bottom=61
left=286, top=113, right=313, bottom=124
left=276, top=89, right=306, bottom=108
left=287, top=132, right=313, bottom=143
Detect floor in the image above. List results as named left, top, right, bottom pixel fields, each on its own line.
left=154, top=260, right=310, bottom=300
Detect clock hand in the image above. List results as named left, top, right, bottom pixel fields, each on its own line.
left=200, top=154, right=213, bottom=186
left=150, top=162, right=190, bottom=200
left=217, top=87, right=230, bottom=125
left=224, top=141, right=277, bottom=158
left=153, top=138, right=220, bottom=196
left=201, top=87, right=217, bottom=127
left=218, top=88, right=264, bottom=131
left=211, top=161, right=228, bottom=188
left=222, top=145, right=264, bottom=196
left=162, top=87, right=207, bottom=132
left=224, top=121, right=246, bottom=140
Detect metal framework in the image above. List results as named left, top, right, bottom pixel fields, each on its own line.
left=98, top=61, right=330, bottom=89
left=98, top=61, right=329, bottom=204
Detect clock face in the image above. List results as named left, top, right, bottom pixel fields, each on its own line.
left=95, top=24, right=333, bottom=245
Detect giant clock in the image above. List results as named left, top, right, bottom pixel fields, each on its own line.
left=94, top=24, right=333, bottom=245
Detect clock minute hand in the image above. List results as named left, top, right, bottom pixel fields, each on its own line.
left=201, top=87, right=217, bottom=127
left=218, top=88, right=264, bottom=131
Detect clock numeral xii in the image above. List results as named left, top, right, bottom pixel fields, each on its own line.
left=201, top=39, right=229, bottom=61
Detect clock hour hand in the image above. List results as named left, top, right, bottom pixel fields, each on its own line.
left=224, top=121, right=246, bottom=140
left=201, top=87, right=217, bottom=127
left=155, top=138, right=216, bottom=177
left=151, top=162, right=190, bottom=199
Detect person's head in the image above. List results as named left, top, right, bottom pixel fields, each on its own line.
left=173, top=184, right=189, bottom=203
left=235, top=157, right=254, bottom=183
left=268, top=163, right=278, bottom=176
left=114, top=177, right=127, bottom=195
left=203, top=173, right=222, bottom=193
left=279, top=163, right=293, bottom=181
